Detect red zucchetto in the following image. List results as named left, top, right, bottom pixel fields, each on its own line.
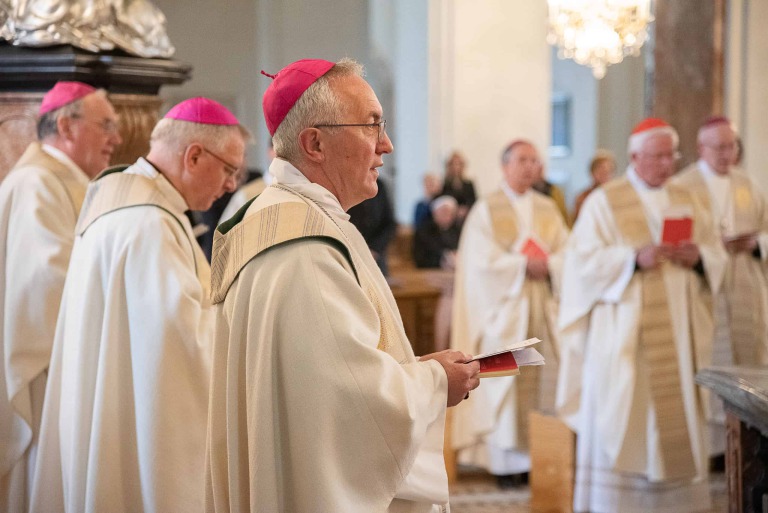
left=261, top=59, right=335, bottom=136
left=628, top=117, right=679, bottom=154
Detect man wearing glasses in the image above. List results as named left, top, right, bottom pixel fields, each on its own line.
left=30, top=98, right=248, bottom=513
left=557, top=118, right=727, bottom=513
left=206, top=58, right=479, bottom=512
left=672, top=116, right=768, bottom=457
left=0, top=81, right=121, bottom=513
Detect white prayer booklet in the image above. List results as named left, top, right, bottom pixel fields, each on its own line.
left=465, top=337, right=545, bottom=378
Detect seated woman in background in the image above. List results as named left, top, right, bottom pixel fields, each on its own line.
left=571, top=149, right=616, bottom=223
left=441, top=151, right=476, bottom=221
left=413, top=195, right=461, bottom=269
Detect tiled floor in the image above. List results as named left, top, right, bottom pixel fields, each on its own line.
left=449, top=470, right=728, bottom=513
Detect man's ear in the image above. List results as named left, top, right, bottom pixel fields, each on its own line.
left=184, top=143, right=205, bottom=174
left=298, top=128, right=325, bottom=164
left=57, top=116, right=75, bottom=141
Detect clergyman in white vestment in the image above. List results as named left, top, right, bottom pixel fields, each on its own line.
left=205, top=58, right=480, bottom=513
left=0, top=82, right=121, bottom=513
left=556, top=118, right=728, bottom=513
left=671, top=116, right=768, bottom=455
left=451, top=140, right=569, bottom=479
left=29, top=98, right=248, bottom=513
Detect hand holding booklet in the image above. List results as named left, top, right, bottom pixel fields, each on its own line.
left=465, top=337, right=545, bottom=378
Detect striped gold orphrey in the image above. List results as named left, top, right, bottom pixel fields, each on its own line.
left=603, top=178, right=697, bottom=480
left=486, top=189, right=538, bottom=449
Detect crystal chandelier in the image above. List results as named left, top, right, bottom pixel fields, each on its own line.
left=546, top=0, right=653, bottom=79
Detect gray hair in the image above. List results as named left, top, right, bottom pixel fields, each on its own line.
left=37, top=89, right=108, bottom=140
left=272, top=58, right=364, bottom=162
left=150, top=118, right=251, bottom=154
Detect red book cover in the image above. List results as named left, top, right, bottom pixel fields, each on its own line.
left=477, top=351, right=519, bottom=377
left=520, top=238, right=548, bottom=260
left=662, top=217, right=693, bottom=245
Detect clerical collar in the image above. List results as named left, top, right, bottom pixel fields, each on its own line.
left=501, top=180, right=530, bottom=202
left=41, top=143, right=89, bottom=184
left=626, top=164, right=664, bottom=191
left=269, top=158, right=349, bottom=220
left=126, top=157, right=189, bottom=214
left=698, top=159, right=730, bottom=180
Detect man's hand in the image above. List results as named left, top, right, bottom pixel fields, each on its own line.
left=723, top=234, right=757, bottom=255
left=420, top=350, right=480, bottom=407
left=666, top=242, right=701, bottom=268
left=526, top=257, right=549, bottom=280
left=636, top=244, right=667, bottom=270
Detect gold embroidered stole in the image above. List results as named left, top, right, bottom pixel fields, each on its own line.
left=603, top=178, right=697, bottom=479
left=677, top=167, right=758, bottom=364
left=486, top=190, right=539, bottom=446
left=211, top=186, right=409, bottom=360
left=76, top=170, right=210, bottom=298
left=15, top=142, right=87, bottom=217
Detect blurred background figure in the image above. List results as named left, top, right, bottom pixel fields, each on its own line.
left=532, top=162, right=568, bottom=224
left=441, top=151, right=476, bottom=222
left=572, top=150, right=617, bottom=223
left=413, top=173, right=443, bottom=227
left=413, top=195, right=461, bottom=269
left=348, top=176, right=397, bottom=276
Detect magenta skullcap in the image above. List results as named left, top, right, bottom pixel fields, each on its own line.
left=39, top=81, right=97, bottom=116
left=261, top=59, right=335, bottom=136
left=164, top=97, right=240, bottom=125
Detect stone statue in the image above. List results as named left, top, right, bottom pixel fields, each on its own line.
left=0, top=0, right=174, bottom=58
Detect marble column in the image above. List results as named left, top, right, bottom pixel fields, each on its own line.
left=651, top=0, right=726, bottom=166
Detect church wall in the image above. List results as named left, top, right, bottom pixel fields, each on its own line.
left=433, top=0, right=551, bottom=200
left=153, top=0, right=369, bottom=173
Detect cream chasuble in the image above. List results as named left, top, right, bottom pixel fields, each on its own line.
left=29, top=159, right=213, bottom=513
left=450, top=186, right=569, bottom=475
left=556, top=167, right=727, bottom=513
left=673, top=163, right=768, bottom=367
left=0, top=143, right=89, bottom=513
left=205, top=159, right=449, bottom=513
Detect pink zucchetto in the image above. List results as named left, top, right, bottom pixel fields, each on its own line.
left=39, top=81, right=97, bottom=116
left=700, top=115, right=737, bottom=134
left=261, top=59, right=335, bottom=136
left=628, top=117, right=679, bottom=154
left=164, top=97, right=240, bottom=126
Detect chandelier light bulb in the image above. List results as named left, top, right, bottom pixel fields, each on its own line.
left=547, top=0, right=653, bottom=79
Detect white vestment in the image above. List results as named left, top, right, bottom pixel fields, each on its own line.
left=0, top=143, right=88, bottom=513
left=451, top=185, right=569, bottom=475
left=205, top=158, right=449, bottom=513
left=672, top=162, right=768, bottom=455
left=29, top=158, right=213, bottom=513
left=556, top=167, right=728, bottom=513
left=218, top=177, right=267, bottom=224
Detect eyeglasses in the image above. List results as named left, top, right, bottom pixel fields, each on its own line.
left=314, top=120, right=387, bottom=142
left=639, top=151, right=681, bottom=163
left=72, top=116, right=120, bottom=135
left=702, top=142, right=737, bottom=153
left=202, top=147, right=240, bottom=177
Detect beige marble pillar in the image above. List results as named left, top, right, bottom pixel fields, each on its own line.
left=0, top=92, right=162, bottom=182
left=652, top=0, right=726, bottom=166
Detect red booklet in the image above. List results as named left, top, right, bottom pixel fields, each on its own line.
left=465, top=338, right=544, bottom=378
left=476, top=351, right=519, bottom=377
left=520, top=237, right=548, bottom=260
left=662, top=217, right=693, bottom=245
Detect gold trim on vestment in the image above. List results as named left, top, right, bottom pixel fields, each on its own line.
left=76, top=170, right=208, bottom=293
left=15, top=142, right=86, bottom=217
left=603, top=177, right=697, bottom=480
left=210, top=185, right=409, bottom=358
